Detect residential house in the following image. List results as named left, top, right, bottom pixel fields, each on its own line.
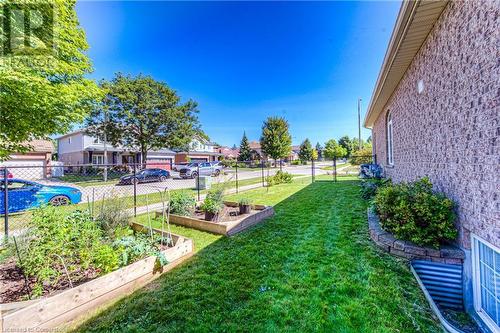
left=248, top=141, right=299, bottom=162
left=216, top=146, right=240, bottom=160
left=364, top=1, right=499, bottom=331
left=0, top=139, right=54, bottom=179
left=174, top=137, right=223, bottom=163
left=56, top=129, right=176, bottom=169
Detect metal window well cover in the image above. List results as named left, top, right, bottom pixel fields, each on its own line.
left=410, top=260, right=465, bottom=333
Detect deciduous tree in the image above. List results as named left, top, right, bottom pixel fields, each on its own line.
left=324, top=139, right=347, bottom=160
left=260, top=117, right=292, bottom=166
left=0, top=0, right=100, bottom=159
left=86, top=73, right=200, bottom=164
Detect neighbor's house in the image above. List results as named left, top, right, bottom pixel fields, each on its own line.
left=0, top=139, right=54, bottom=179
left=365, top=1, right=498, bottom=331
left=56, top=129, right=176, bottom=169
left=248, top=141, right=299, bottom=162
left=216, top=146, right=240, bottom=160
left=174, top=137, right=223, bottom=163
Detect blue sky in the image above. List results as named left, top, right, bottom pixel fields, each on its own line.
left=76, top=1, right=400, bottom=147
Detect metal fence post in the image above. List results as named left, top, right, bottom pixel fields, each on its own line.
left=311, top=158, right=315, bottom=182
left=197, top=164, right=200, bottom=201
left=3, top=167, right=8, bottom=237
left=133, top=163, right=137, bottom=217
left=261, top=160, right=265, bottom=187
left=334, top=157, right=337, bottom=183
left=235, top=163, right=239, bottom=193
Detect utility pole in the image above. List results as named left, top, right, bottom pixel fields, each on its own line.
left=358, top=98, right=362, bottom=151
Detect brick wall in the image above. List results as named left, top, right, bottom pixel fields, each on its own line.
left=372, top=0, right=499, bottom=249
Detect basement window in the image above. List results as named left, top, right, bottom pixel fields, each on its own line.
left=472, top=235, right=500, bottom=331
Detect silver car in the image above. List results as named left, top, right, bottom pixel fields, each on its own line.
left=179, top=162, right=223, bottom=179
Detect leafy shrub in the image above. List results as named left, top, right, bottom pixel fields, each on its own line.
left=200, top=188, right=224, bottom=214
left=360, top=178, right=391, bottom=200
left=200, top=197, right=222, bottom=214
left=19, top=207, right=119, bottom=296
left=266, top=171, right=293, bottom=186
left=290, top=160, right=302, bottom=166
left=349, top=147, right=373, bottom=165
left=113, top=233, right=167, bottom=267
left=374, top=177, right=457, bottom=248
left=96, top=194, right=130, bottom=237
left=169, top=191, right=196, bottom=216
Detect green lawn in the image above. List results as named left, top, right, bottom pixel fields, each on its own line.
left=73, top=177, right=440, bottom=332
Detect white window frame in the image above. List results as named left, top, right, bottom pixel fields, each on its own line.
left=92, top=154, right=104, bottom=165
left=386, top=111, right=394, bottom=166
left=93, top=137, right=102, bottom=144
left=472, top=234, right=500, bottom=332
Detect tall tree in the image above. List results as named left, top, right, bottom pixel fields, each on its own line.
left=315, top=142, right=323, bottom=160
left=338, top=135, right=353, bottom=157
left=238, top=132, right=251, bottom=161
left=298, top=138, right=313, bottom=162
left=86, top=73, right=200, bottom=164
left=324, top=139, right=347, bottom=160
left=260, top=117, right=292, bottom=166
left=0, top=0, right=100, bottom=159
left=311, top=148, right=318, bottom=161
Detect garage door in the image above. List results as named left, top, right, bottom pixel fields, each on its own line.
left=146, top=158, right=173, bottom=170
left=0, top=160, right=46, bottom=180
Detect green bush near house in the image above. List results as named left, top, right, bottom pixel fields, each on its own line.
left=374, top=177, right=457, bottom=248
left=360, top=178, right=391, bottom=200
left=266, top=170, right=293, bottom=186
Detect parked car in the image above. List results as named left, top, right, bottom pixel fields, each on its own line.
left=179, top=162, right=223, bottom=179
left=0, top=167, right=13, bottom=179
left=118, top=168, right=170, bottom=185
left=0, top=179, right=82, bottom=214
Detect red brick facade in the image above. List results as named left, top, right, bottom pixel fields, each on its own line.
left=371, top=0, right=499, bottom=249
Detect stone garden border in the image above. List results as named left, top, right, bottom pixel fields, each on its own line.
left=367, top=209, right=464, bottom=264
left=156, top=201, right=274, bottom=236
left=0, top=223, right=194, bottom=332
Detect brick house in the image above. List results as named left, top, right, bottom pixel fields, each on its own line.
left=0, top=140, right=54, bottom=179
left=364, top=1, right=499, bottom=331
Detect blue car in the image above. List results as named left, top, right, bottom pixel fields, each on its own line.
left=0, top=179, right=82, bottom=214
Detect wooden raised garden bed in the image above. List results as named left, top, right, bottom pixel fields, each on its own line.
left=0, top=223, right=194, bottom=331
left=156, top=201, right=274, bottom=236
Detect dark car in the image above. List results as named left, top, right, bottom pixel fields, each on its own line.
left=118, top=168, right=170, bottom=185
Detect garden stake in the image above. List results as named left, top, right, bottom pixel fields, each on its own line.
left=162, top=187, right=173, bottom=246
left=12, top=236, right=32, bottom=300
left=145, top=193, right=153, bottom=242
left=53, top=254, right=73, bottom=289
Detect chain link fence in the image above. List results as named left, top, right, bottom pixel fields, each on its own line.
left=1, top=155, right=377, bottom=237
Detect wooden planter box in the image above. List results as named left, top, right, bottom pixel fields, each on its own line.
left=156, top=201, right=274, bottom=236
left=0, top=223, right=194, bottom=331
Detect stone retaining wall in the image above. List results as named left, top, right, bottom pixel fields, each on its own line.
left=368, top=209, right=465, bottom=264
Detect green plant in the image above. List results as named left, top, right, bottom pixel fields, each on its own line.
left=206, top=188, right=224, bottom=206
left=169, top=191, right=196, bottom=216
left=96, top=194, right=130, bottom=237
left=200, top=197, right=222, bottom=214
left=113, top=233, right=167, bottom=267
left=266, top=170, right=293, bottom=186
left=19, top=207, right=119, bottom=296
left=374, top=177, right=457, bottom=248
left=238, top=197, right=251, bottom=206
left=360, top=178, right=391, bottom=200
